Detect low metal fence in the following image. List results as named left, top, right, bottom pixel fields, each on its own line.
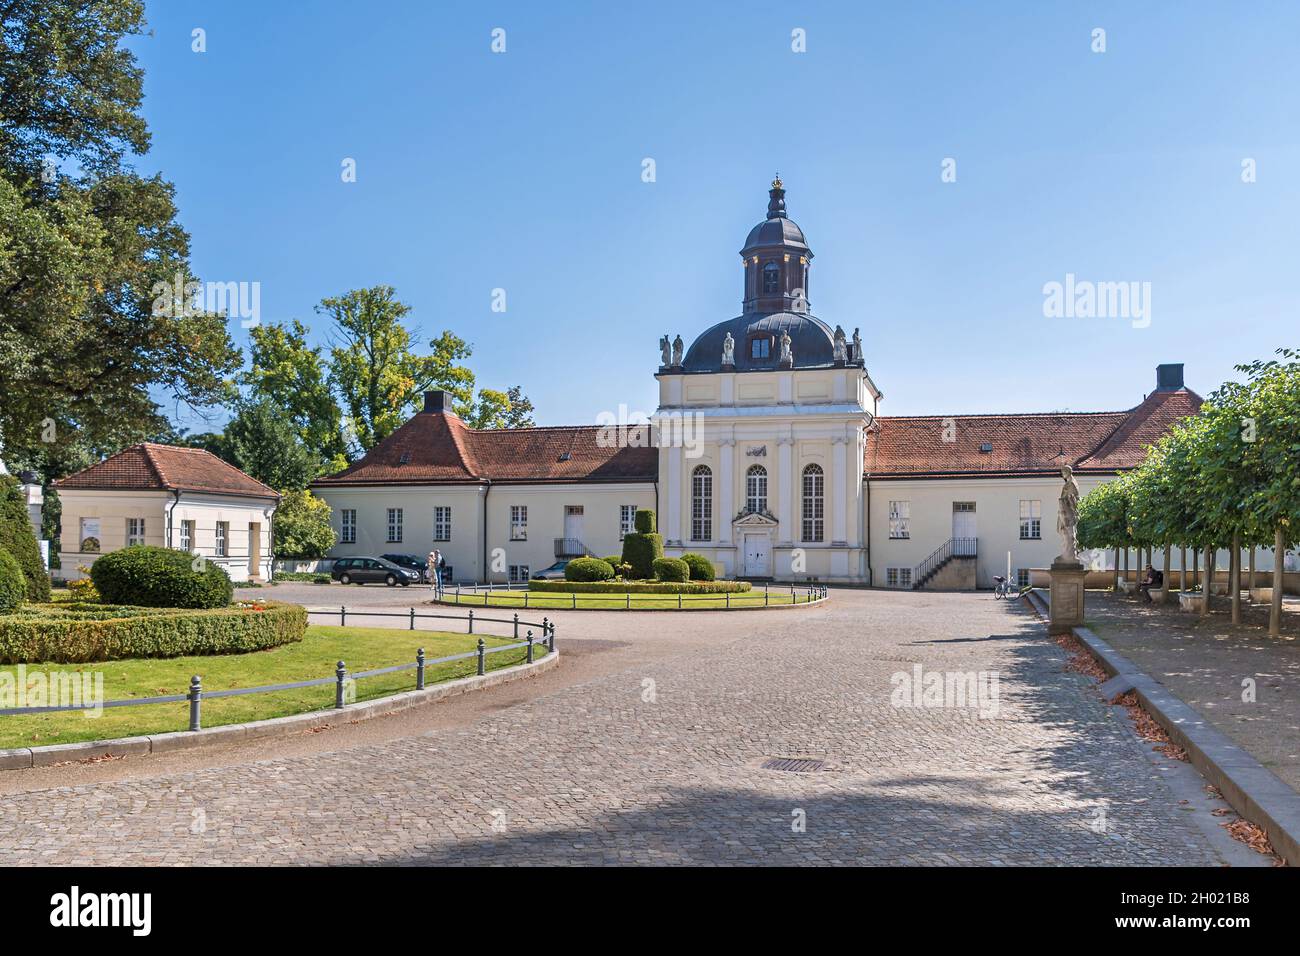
left=439, top=584, right=830, bottom=610
left=0, top=609, right=556, bottom=731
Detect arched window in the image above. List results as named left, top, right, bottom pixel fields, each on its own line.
left=691, top=465, right=713, bottom=541
left=762, top=262, right=780, bottom=294
left=746, top=464, right=768, bottom=514
left=802, top=464, right=824, bottom=542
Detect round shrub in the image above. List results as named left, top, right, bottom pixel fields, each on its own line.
left=565, top=556, right=615, bottom=582
left=653, top=557, right=690, bottom=583
left=0, top=549, right=26, bottom=612
left=91, top=546, right=234, bottom=609
left=679, top=552, right=716, bottom=581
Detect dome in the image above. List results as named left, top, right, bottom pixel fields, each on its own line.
left=743, top=216, right=808, bottom=251
left=682, top=311, right=837, bottom=373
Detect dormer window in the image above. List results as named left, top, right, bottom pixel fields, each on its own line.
left=762, top=262, right=780, bottom=294
left=750, top=337, right=771, bottom=360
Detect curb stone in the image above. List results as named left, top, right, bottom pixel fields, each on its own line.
left=0, top=650, right=558, bottom=771
left=1028, top=588, right=1299, bottom=865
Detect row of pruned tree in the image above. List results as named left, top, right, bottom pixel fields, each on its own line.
left=1078, top=348, right=1299, bottom=637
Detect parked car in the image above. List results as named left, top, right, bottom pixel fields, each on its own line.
left=531, top=560, right=570, bottom=581
left=381, top=553, right=429, bottom=582
left=331, top=556, right=421, bottom=587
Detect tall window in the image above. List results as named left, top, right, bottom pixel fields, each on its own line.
left=433, top=506, right=451, bottom=542
left=691, top=465, right=713, bottom=541
left=888, top=500, right=910, bottom=539
left=762, top=261, right=780, bottom=294
left=746, top=464, right=768, bottom=514
left=387, top=508, right=403, bottom=543
left=126, top=517, right=145, bottom=547
left=1019, top=500, right=1042, bottom=540
left=180, top=520, right=195, bottom=552
left=801, top=464, right=824, bottom=542
left=215, top=521, right=228, bottom=557
left=510, top=505, right=527, bottom=540
left=341, top=509, right=356, bottom=544
left=620, top=504, right=637, bottom=539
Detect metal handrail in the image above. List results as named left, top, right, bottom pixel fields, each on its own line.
left=0, top=610, right=556, bottom=727
left=913, top=537, right=977, bottom=588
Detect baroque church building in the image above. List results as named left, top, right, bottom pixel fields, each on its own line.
left=313, top=180, right=1201, bottom=588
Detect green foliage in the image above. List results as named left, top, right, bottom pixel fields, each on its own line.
left=244, top=319, right=348, bottom=467
left=67, top=577, right=100, bottom=601
left=634, top=509, right=656, bottom=534
left=678, top=552, right=716, bottom=581
left=1077, top=474, right=1130, bottom=552
left=653, top=557, right=690, bottom=582
left=0, top=474, right=49, bottom=601
left=273, top=489, right=337, bottom=559
left=564, top=556, right=615, bottom=582
left=0, top=549, right=25, bottom=612
left=90, top=546, right=233, bottom=609
left=218, top=399, right=318, bottom=491
left=272, top=571, right=331, bottom=584
left=0, top=601, right=306, bottom=664
left=529, top=579, right=751, bottom=595
left=620, top=530, right=664, bottom=579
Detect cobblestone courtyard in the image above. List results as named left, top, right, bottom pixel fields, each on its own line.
left=0, top=588, right=1249, bottom=865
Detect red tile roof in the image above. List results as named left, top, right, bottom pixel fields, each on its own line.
left=54, top=444, right=280, bottom=498
left=866, top=388, right=1202, bottom=479
left=312, top=411, right=659, bottom=487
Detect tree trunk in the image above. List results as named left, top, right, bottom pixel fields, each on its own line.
left=1230, top=531, right=1241, bottom=624
left=1162, top=544, right=1173, bottom=604
left=1180, top=545, right=1187, bottom=593
left=1201, top=545, right=1212, bottom=617
left=1248, top=545, right=1256, bottom=592
left=1123, top=547, right=1129, bottom=587
left=1271, top=526, right=1284, bottom=638
left=1193, top=547, right=1199, bottom=590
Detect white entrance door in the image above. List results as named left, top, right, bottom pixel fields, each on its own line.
left=952, top=502, right=976, bottom=548
left=743, top=533, right=770, bottom=577
left=564, top=506, right=584, bottom=543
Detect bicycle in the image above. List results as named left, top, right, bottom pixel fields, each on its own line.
left=993, top=575, right=1016, bottom=599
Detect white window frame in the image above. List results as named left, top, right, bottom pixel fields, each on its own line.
left=387, top=508, right=403, bottom=543
left=886, top=566, right=912, bottom=589
left=126, top=517, right=146, bottom=547
left=433, top=506, right=451, bottom=542
left=215, top=521, right=228, bottom=557
left=1019, top=499, right=1042, bottom=540
left=510, top=505, right=527, bottom=541
left=691, top=466, right=712, bottom=542
left=508, top=564, right=531, bottom=584
left=1016, top=568, right=1031, bottom=588
left=801, top=464, right=824, bottom=543
left=179, top=519, right=194, bottom=553
left=341, top=509, right=356, bottom=544
left=619, top=504, right=636, bottom=539
left=888, top=500, right=910, bottom=539
left=746, top=464, right=768, bottom=514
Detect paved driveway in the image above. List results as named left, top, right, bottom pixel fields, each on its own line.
left=0, top=588, right=1244, bottom=865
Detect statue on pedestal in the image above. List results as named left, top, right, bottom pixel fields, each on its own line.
left=671, top=334, right=684, bottom=367
left=851, top=327, right=862, bottom=363
left=1056, top=464, right=1081, bottom=564
left=779, top=330, right=792, bottom=365
left=722, top=332, right=735, bottom=367
left=659, top=335, right=671, bottom=367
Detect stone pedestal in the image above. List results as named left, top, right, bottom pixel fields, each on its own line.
left=1048, top=559, right=1086, bottom=635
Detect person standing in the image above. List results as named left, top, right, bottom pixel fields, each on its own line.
left=427, top=548, right=440, bottom=592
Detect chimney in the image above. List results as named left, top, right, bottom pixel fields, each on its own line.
left=1155, top=363, right=1184, bottom=392
left=423, top=390, right=450, bottom=413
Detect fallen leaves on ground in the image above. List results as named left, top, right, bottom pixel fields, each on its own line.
left=1110, top=691, right=1189, bottom=761
left=1054, top=632, right=1110, bottom=681
left=1220, top=818, right=1284, bottom=865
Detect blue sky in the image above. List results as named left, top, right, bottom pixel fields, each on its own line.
left=131, top=0, right=1299, bottom=431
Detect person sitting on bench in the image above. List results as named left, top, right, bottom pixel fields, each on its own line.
left=1138, top=564, right=1163, bottom=603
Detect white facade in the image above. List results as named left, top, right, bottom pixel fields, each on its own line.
left=57, top=489, right=276, bottom=584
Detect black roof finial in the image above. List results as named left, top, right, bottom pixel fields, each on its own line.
left=767, top=174, right=786, bottom=219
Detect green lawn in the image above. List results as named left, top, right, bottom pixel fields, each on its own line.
left=437, top=588, right=820, bottom=610
left=0, top=625, right=534, bottom=749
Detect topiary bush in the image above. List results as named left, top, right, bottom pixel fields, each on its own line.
left=0, top=549, right=26, bottom=612
left=530, top=579, right=751, bottom=594
left=653, top=557, right=690, bottom=583
left=0, top=600, right=306, bottom=663
left=565, top=556, right=615, bottom=582
left=0, top=474, right=50, bottom=602
left=679, top=552, right=716, bottom=581
left=91, top=546, right=234, bottom=609
left=621, top=509, right=664, bottom=579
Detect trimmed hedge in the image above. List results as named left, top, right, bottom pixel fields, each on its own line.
left=653, top=557, right=690, bottom=582
left=91, top=546, right=234, bottom=609
left=530, top=579, right=751, bottom=595
left=565, top=556, right=615, bottom=582
left=0, top=549, right=25, bottom=612
left=634, top=509, right=656, bottom=534
left=621, top=533, right=664, bottom=579
left=0, top=474, right=50, bottom=602
left=0, top=600, right=307, bottom=664
left=679, top=552, right=716, bottom=581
